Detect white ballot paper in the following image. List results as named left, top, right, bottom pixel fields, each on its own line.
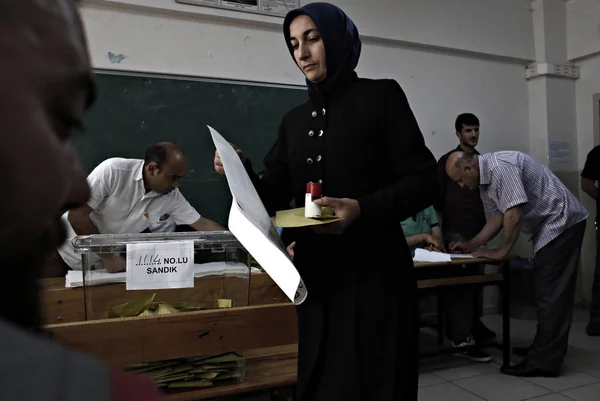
left=413, top=249, right=476, bottom=263
left=449, top=253, right=475, bottom=259
left=413, top=248, right=452, bottom=263
left=208, top=126, right=307, bottom=305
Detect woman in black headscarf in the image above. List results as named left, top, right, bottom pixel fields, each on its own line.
left=215, top=2, right=437, bottom=400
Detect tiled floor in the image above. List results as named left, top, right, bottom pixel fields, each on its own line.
left=221, top=308, right=600, bottom=401
left=418, top=308, right=600, bottom=401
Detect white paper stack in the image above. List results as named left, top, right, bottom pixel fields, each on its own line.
left=448, top=253, right=475, bottom=259
left=412, top=249, right=476, bottom=263
left=65, top=262, right=260, bottom=288
left=413, top=248, right=452, bottom=263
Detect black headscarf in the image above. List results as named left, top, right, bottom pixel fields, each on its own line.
left=283, top=2, right=361, bottom=92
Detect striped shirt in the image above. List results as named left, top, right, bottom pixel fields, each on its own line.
left=479, top=151, right=588, bottom=253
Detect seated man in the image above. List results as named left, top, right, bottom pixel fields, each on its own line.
left=402, top=206, right=492, bottom=362
left=48, top=142, right=224, bottom=275
left=401, top=205, right=444, bottom=253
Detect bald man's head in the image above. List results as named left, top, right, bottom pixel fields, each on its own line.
left=144, top=142, right=187, bottom=194
left=446, top=151, right=480, bottom=190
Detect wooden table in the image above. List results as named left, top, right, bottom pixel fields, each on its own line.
left=42, top=256, right=513, bottom=400
left=414, top=257, right=512, bottom=368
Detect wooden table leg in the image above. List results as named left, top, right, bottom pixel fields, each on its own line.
left=502, top=261, right=511, bottom=368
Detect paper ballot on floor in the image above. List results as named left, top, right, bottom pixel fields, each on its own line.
left=208, top=126, right=307, bottom=305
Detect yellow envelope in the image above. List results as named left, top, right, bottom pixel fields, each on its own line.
left=275, top=207, right=341, bottom=228
left=217, top=299, right=232, bottom=308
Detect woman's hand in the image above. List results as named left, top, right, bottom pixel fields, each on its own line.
left=311, top=197, right=360, bottom=235
left=286, top=241, right=296, bottom=261
left=214, top=143, right=246, bottom=175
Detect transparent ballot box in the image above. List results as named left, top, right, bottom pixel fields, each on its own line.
left=71, top=231, right=251, bottom=321
left=71, top=231, right=249, bottom=389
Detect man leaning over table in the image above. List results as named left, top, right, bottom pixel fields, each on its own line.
left=48, top=142, right=224, bottom=275
left=402, top=206, right=492, bottom=362
left=446, top=150, right=588, bottom=378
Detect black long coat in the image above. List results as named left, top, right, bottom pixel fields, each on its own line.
left=248, top=73, right=437, bottom=401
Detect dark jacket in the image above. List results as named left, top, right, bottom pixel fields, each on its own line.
left=252, top=75, right=437, bottom=252
left=247, top=73, right=437, bottom=401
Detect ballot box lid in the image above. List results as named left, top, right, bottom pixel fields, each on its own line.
left=71, top=231, right=243, bottom=254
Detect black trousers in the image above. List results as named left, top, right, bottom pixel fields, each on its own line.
left=417, top=265, right=479, bottom=343
left=589, top=225, right=600, bottom=323
left=528, top=220, right=586, bottom=371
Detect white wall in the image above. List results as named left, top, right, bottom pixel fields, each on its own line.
left=566, top=0, right=600, bottom=61
left=360, top=43, right=530, bottom=158
left=84, top=0, right=535, bottom=60
left=304, top=0, right=534, bottom=61
left=576, top=57, right=600, bottom=158
left=568, top=0, right=600, bottom=308
left=568, top=0, right=600, bottom=165
left=80, top=0, right=532, bottom=160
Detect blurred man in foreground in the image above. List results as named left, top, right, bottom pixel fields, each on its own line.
left=0, top=1, right=164, bottom=399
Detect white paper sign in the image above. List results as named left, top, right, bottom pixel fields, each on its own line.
left=413, top=248, right=452, bottom=263
left=126, top=241, right=194, bottom=290
left=208, top=125, right=307, bottom=304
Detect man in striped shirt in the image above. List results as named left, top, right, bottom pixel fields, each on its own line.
left=446, top=151, right=588, bottom=378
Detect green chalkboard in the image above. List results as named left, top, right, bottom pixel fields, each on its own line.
left=77, top=72, right=307, bottom=226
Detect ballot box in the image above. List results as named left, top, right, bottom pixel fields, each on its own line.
left=71, top=231, right=251, bottom=320
left=70, top=231, right=250, bottom=390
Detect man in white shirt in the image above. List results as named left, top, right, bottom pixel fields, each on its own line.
left=52, top=142, right=223, bottom=273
